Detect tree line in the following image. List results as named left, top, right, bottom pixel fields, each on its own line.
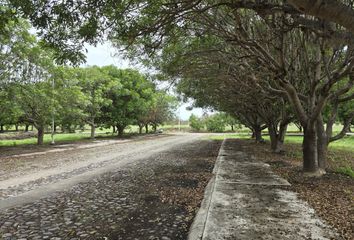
left=0, top=21, right=176, bottom=145
left=1, top=1, right=354, bottom=175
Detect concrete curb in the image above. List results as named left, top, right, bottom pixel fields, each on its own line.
left=187, top=139, right=226, bottom=240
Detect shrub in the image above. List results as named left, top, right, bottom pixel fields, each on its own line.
left=189, top=114, right=204, bottom=131
left=205, top=114, right=226, bottom=132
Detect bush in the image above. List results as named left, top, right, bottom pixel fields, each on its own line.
left=205, top=114, right=226, bottom=132
left=189, top=114, right=204, bottom=131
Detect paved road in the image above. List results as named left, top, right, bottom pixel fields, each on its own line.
left=0, top=133, right=203, bottom=208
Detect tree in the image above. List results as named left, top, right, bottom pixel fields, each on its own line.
left=5, top=1, right=354, bottom=175
left=100, top=67, right=154, bottom=137
left=222, top=113, right=240, bottom=132
left=13, top=80, right=55, bottom=145
left=205, top=114, right=226, bottom=133
left=76, top=66, right=114, bottom=139
left=189, top=114, right=204, bottom=132
left=0, top=86, right=23, bottom=132
left=147, top=91, right=177, bottom=132
left=52, top=66, right=88, bottom=133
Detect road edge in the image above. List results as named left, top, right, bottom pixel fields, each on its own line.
left=187, top=138, right=226, bottom=240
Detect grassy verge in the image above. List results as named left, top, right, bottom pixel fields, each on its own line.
left=0, top=132, right=114, bottom=147
left=208, top=133, right=354, bottom=152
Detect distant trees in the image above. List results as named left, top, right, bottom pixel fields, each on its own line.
left=189, top=113, right=239, bottom=133
left=0, top=21, right=177, bottom=143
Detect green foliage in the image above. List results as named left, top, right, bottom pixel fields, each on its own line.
left=189, top=114, right=204, bottom=131
left=336, top=167, right=354, bottom=178
left=205, top=114, right=226, bottom=133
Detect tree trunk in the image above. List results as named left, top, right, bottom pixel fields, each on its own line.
left=0, top=124, right=4, bottom=132
left=37, top=126, right=45, bottom=145
left=152, top=124, right=157, bottom=132
left=15, top=124, right=19, bottom=131
left=25, top=124, right=29, bottom=132
left=268, top=125, right=286, bottom=153
left=117, top=125, right=125, bottom=137
left=145, top=124, right=149, bottom=134
left=275, top=123, right=287, bottom=153
left=302, top=125, right=318, bottom=173
left=90, top=124, right=95, bottom=139
left=317, top=118, right=328, bottom=171
left=268, top=126, right=278, bottom=151
left=254, top=127, right=263, bottom=143
left=139, top=125, right=143, bottom=134
left=112, top=125, right=116, bottom=134
left=231, top=124, right=234, bottom=132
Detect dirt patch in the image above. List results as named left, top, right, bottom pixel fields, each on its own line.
left=236, top=139, right=354, bottom=240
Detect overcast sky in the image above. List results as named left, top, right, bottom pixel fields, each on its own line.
left=83, top=43, right=207, bottom=120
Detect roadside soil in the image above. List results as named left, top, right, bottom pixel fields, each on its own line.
left=0, top=137, right=220, bottom=239
left=237, top=139, right=354, bottom=240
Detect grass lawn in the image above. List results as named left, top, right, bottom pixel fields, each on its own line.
left=209, top=132, right=354, bottom=152
left=0, top=131, right=114, bottom=147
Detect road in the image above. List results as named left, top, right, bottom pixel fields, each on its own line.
left=0, top=133, right=204, bottom=208
left=0, top=133, right=221, bottom=240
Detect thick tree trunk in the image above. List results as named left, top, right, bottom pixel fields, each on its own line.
left=112, top=125, right=116, bottom=134
left=25, top=124, right=29, bottom=132
left=15, top=124, right=19, bottom=131
left=0, top=124, right=4, bottom=132
left=302, top=125, right=318, bottom=173
left=37, top=126, right=45, bottom=145
left=254, top=127, right=263, bottom=143
left=145, top=124, right=149, bottom=134
left=268, top=127, right=278, bottom=151
left=117, top=125, right=125, bottom=137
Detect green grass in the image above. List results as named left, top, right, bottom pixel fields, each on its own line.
left=208, top=132, right=354, bottom=152
left=207, top=133, right=250, bottom=140
left=0, top=131, right=114, bottom=147
left=336, top=166, right=354, bottom=178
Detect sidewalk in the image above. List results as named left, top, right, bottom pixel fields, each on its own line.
left=188, top=139, right=341, bottom=240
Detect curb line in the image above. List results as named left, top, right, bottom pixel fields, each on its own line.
left=187, top=139, right=227, bottom=240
